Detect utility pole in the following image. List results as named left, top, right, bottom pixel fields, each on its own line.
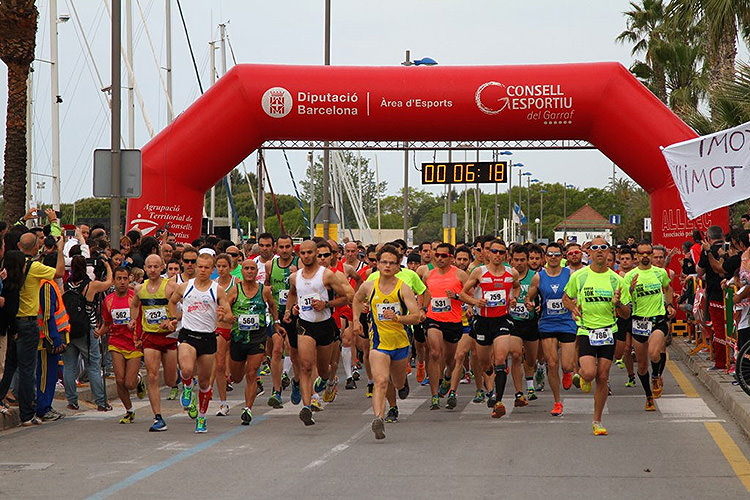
left=257, top=150, right=265, bottom=234
left=126, top=0, right=134, bottom=148
left=110, top=0, right=122, bottom=248
left=50, top=0, right=61, bottom=210
left=209, top=40, right=216, bottom=228
left=322, top=0, right=332, bottom=239
left=403, top=142, right=409, bottom=242
left=165, top=0, right=173, bottom=123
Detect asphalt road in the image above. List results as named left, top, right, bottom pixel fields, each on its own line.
left=1, top=354, right=750, bottom=500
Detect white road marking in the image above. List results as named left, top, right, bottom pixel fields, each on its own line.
left=656, top=398, right=716, bottom=418
left=303, top=425, right=370, bottom=470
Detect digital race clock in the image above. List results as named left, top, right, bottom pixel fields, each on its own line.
left=421, top=161, right=509, bottom=184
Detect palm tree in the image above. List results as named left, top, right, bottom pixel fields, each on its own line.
left=0, top=0, right=38, bottom=224
left=668, top=0, right=750, bottom=119
left=617, top=0, right=669, bottom=103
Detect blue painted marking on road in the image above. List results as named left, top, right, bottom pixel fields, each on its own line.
left=86, top=415, right=267, bottom=500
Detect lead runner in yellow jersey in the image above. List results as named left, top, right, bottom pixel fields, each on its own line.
left=353, top=245, right=422, bottom=440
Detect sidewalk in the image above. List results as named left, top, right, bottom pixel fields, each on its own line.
left=0, top=368, right=165, bottom=431
left=669, top=336, right=750, bottom=438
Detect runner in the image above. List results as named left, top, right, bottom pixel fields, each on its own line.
left=224, top=259, right=285, bottom=425
left=565, top=243, right=586, bottom=273
left=614, top=246, right=637, bottom=387
left=352, top=245, right=421, bottom=439
left=563, top=237, right=630, bottom=436
left=526, top=243, right=547, bottom=391
left=623, top=242, right=674, bottom=409
left=526, top=242, right=577, bottom=416
left=284, top=240, right=354, bottom=426
left=254, top=233, right=276, bottom=285
left=168, top=252, right=232, bottom=433
left=414, top=241, right=435, bottom=385
left=129, top=254, right=179, bottom=432
left=509, top=245, right=541, bottom=402
left=101, top=267, right=144, bottom=424
left=446, top=245, right=483, bottom=407
left=419, top=242, right=470, bottom=410
left=265, top=234, right=298, bottom=407
left=460, top=238, right=521, bottom=418
left=212, top=253, right=236, bottom=416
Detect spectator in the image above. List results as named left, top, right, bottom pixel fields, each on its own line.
left=61, top=255, right=113, bottom=412
left=126, top=229, right=141, bottom=250
left=0, top=250, right=26, bottom=414
left=697, top=225, right=728, bottom=370
left=15, top=210, right=65, bottom=425
left=741, top=213, right=750, bottom=230
left=131, top=236, right=160, bottom=270
left=36, top=252, right=69, bottom=421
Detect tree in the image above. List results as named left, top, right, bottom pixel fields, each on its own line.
left=668, top=0, right=750, bottom=118
left=299, top=151, right=387, bottom=230
left=0, top=0, right=38, bottom=223
left=616, top=0, right=669, bottom=103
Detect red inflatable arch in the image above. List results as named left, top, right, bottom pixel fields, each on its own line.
left=126, top=62, right=727, bottom=246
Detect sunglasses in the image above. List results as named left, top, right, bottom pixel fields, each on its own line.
left=227, top=252, right=240, bottom=258
left=590, top=244, right=609, bottom=251
left=369, top=257, right=377, bottom=263
left=435, top=252, right=451, bottom=258
left=489, top=248, right=507, bottom=254
left=638, top=251, right=652, bottom=255
left=546, top=252, right=562, bottom=257
left=379, top=260, right=398, bottom=266
left=567, top=250, right=582, bottom=255
left=182, top=258, right=197, bottom=264
left=318, top=253, right=332, bottom=258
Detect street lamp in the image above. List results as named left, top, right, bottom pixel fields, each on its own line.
left=535, top=218, right=541, bottom=241
left=508, top=162, right=523, bottom=241
left=529, top=178, right=540, bottom=240
left=520, top=171, right=532, bottom=241
left=495, top=150, right=512, bottom=236
left=402, top=50, right=438, bottom=241
left=562, top=183, right=575, bottom=242
left=539, top=189, right=547, bottom=240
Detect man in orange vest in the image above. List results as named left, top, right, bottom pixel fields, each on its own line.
left=37, top=271, right=70, bottom=422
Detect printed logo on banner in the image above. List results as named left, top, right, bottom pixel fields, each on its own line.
left=262, top=87, right=293, bottom=118
left=475, top=81, right=574, bottom=125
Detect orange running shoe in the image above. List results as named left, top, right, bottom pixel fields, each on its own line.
left=562, top=372, right=573, bottom=390
left=416, top=362, right=426, bottom=384
left=651, top=376, right=663, bottom=399
left=550, top=401, right=563, bottom=416
left=491, top=402, right=506, bottom=418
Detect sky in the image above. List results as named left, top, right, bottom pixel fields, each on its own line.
left=0, top=0, right=703, bottom=208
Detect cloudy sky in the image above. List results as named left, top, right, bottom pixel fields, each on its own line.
left=0, top=1, right=709, bottom=207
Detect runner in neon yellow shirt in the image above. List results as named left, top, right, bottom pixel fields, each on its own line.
left=563, top=237, right=631, bottom=436
left=622, top=242, right=674, bottom=409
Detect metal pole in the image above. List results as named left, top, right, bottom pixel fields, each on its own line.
left=540, top=190, right=544, bottom=240
left=507, top=162, right=512, bottom=241
left=447, top=145, right=452, bottom=242
left=220, top=23, right=232, bottom=237
left=475, top=146, right=480, bottom=238
left=308, top=151, right=314, bottom=237
left=257, top=150, right=265, bottom=233
left=375, top=154, right=381, bottom=242
left=111, top=0, right=122, bottom=248
left=26, top=69, right=33, bottom=211
left=563, top=185, right=567, bottom=242
left=322, top=0, right=331, bottom=239
left=209, top=41, right=216, bottom=227
left=494, top=150, right=498, bottom=236
left=527, top=176, right=531, bottom=241
left=165, top=0, right=173, bottom=123
left=50, top=0, right=61, bottom=210
left=126, top=0, right=134, bottom=148
left=403, top=143, right=409, bottom=242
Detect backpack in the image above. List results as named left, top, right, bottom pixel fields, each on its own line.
left=63, top=280, right=91, bottom=340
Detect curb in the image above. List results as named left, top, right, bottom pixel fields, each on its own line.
left=669, top=337, right=750, bottom=438
left=1, top=368, right=169, bottom=432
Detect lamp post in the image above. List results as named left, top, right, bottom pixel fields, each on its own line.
left=535, top=218, right=540, bottom=241
left=562, top=183, right=575, bottom=242
left=402, top=50, right=437, bottom=242
left=540, top=189, right=547, bottom=240
left=495, top=151, right=512, bottom=237
left=520, top=171, right=532, bottom=241
left=529, top=178, right=539, bottom=240
left=509, top=162, right=523, bottom=241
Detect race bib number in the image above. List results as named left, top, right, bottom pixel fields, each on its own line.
left=376, top=303, right=398, bottom=321
left=431, top=297, right=451, bottom=313
left=238, top=314, right=260, bottom=331
left=510, top=304, right=530, bottom=320
left=300, top=293, right=320, bottom=312
left=112, top=308, right=130, bottom=325
left=589, top=327, right=614, bottom=346
left=278, top=289, right=289, bottom=306
left=145, top=307, right=166, bottom=325
left=632, top=319, right=653, bottom=337
left=546, top=298, right=565, bottom=315
left=484, top=290, right=506, bottom=308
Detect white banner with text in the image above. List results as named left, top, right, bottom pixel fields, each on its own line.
left=661, top=122, right=750, bottom=220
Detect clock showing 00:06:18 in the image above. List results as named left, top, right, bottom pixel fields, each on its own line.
left=421, top=161, right=509, bottom=184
